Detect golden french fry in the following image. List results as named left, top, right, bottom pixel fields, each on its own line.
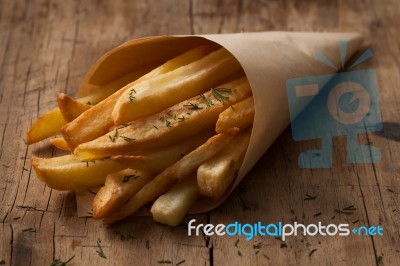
left=197, top=129, right=251, bottom=199
left=216, top=96, right=255, bottom=133
left=112, top=130, right=213, bottom=174
left=26, top=107, right=66, bottom=144
left=31, top=155, right=126, bottom=191
left=151, top=174, right=199, bottom=226
left=50, top=137, right=70, bottom=151
left=93, top=169, right=153, bottom=219
left=104, top=128, right=239, bottom=224
left=112, top=48, right=242, bottom=125
left=57, top=93, right=90, bottom=122
left=62, top=46, right=212, bottom=150
left=74, top=77, right=251, bottom=161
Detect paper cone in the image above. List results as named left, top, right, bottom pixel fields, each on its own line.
left=75, top=32, right=363, bottom=217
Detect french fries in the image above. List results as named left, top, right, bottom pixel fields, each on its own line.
left=104, top=128, right=239, bottom=224
left=26, top=66, right=156, bottom=144
left=93, top=132, right=213, bottom=219
left=93, top=169, right=154, bottom=219
left=112, top=131, right=213, bottom=174
left=26, top=107, right=66, bottom=144
left=28, top=43, right=256, bottom=226
left=57, top=93, right=90, bottom=122
left=216, top=96, right=255, bottom=133
left=62, top=46, right=213, bottom=150
left=151, top=174, right=200, bottom=226
left=50, top=137, right=70, bottom=151
left=74, top=77, right=251, bottom=160
left=76, top=67, right=160, bottom=105
left=197, top=129, right=251, bottom=199
left=31, top=155, right=126, bottom=191
left=112, top=48, right=242, bottom=124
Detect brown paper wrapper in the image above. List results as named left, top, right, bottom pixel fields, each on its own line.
left=75, top=31, right=363, bottom=217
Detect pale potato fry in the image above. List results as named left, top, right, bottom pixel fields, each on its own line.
left=26, top=107, right=66, bottom=144
left=93, top=169, right=153, bottom=219
left=151, top=174, right=199, bottom=226
left=197, top=129, right=251, bottom=199
left=104, top=128, right=239, bottom=224
left=57, top=93, right=91, bottom=122
left=74, top=77, right=252, bottom=161
left=31, top=155, right=126, bottom=191
left=50, top=137, right=70, bottom=151
left=216, top=96, right=255, bottom=133
left=62, top=46, right=212, bottom=150
left=112, top=48, right=242, bottom=125
left=112, top=130, right=213, bottom=174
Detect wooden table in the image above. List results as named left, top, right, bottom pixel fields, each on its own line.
left=1, top=0, right=399, bottom=265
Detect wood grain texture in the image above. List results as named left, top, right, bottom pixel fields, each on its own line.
left=0, top=0, right=399, bottom=265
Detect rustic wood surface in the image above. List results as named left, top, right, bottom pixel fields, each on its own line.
left=1, top=0, right=399, bottom=265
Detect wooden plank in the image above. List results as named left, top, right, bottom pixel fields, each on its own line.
left=0, top=0, right=399, bottom=265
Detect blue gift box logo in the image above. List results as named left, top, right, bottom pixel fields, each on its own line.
left=286, top=42, right=382, bottom=168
